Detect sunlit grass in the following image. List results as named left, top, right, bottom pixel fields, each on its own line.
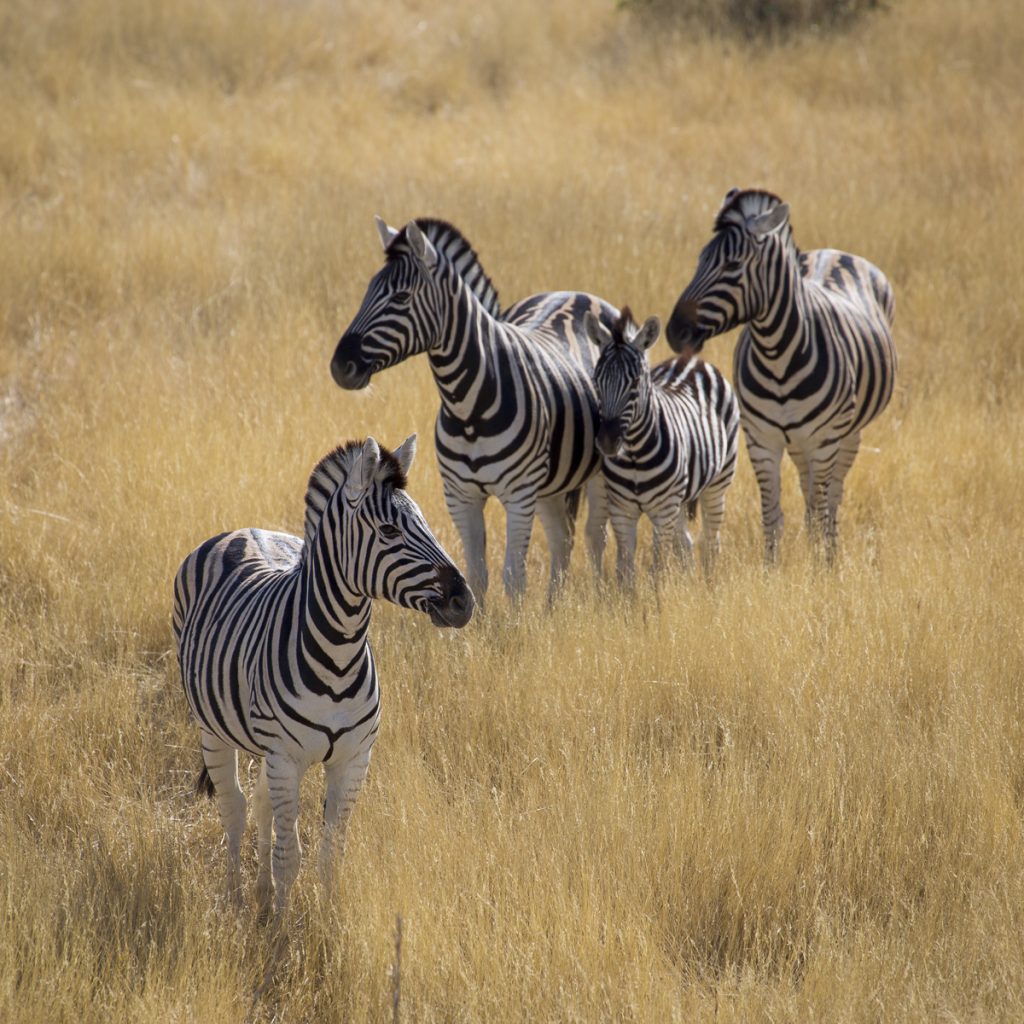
left=1, top=0, right=1023, bottom=1020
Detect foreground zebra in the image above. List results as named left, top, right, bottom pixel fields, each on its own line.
left=585, top=308, right=739, bottom=583
left=173, top=435, right=473, bottom=916
left=666, top=188, right=897, bottom=563
left=331, top=217, right=617, bottom=603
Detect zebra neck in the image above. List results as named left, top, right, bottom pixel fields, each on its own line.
left=426, top=279, right=498, bottom=418
left=747, top=254, right=812, bottom=366
left=622, top=387, right=661, bottom=451
left=297, top=528, right=372, bottom=685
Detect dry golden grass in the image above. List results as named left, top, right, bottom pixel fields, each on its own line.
left=2, top=0, right=1023, bottom=1019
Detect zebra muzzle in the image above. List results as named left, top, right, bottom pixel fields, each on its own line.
left=665, top=299, right=710, bottom=356
left=427, top=565, right=475, bottom=629
left=597, top=418, right=625, bottom=458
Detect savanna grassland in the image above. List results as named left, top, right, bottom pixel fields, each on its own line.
left=2, top=0, right=1023, bottom=1020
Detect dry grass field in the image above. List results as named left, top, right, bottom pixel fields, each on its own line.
left=2, top=0, right=1023, bottom=1020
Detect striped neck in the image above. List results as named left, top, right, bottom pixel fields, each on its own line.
left=746, top=238, right=811, bottom=365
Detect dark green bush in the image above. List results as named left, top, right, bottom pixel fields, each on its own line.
left=620, top=0, right=887, bottom=39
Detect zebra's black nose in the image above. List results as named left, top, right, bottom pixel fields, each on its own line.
left=428, top=565, right=475, bottom=628
left=330, top=344, right=373, bottom=390
left=597, top=418, right=624, bottom=457
left=666, top=299, right=707, bottom=355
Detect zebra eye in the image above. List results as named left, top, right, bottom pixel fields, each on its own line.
left=723, top=259, right=743, bottom=272
left=378, top=523, right=402, bottom=540
left=391, top=290, right=411, bottom=306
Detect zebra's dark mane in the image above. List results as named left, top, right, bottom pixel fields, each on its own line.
left=714, top=188, right=786, bottom=232
left=387, top=218, right=502, bottom=318
left=610, top=306, right=640, bottom=347
left=303, top=440, right=406, bottom=548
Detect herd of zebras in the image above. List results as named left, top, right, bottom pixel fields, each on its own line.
left=173, top=187, right=898, bottom=916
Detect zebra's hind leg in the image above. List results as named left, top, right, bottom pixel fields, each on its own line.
left=264, top=753, right=303, bottom=919
left=200, top=732, right=247, bottom=906
left=318, top=749, right=372, bottom=894
left=253, top=758, right=273, bottom=915
left=537, top=493, right=576, bottom=601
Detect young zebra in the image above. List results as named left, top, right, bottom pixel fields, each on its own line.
left=330, top=217, right=617, bottom=603
left=666, top=189, right=897, bottom=563
left=585, top=309, right=739, bottom=583
left=173, top=435, right=473, bottom=917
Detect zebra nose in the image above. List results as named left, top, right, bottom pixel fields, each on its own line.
left=666, top=299, right=702, bottom=354
left=597, top=418, right=623, bottom=457
left=330, top=346, right=372, bottom=390
left=432, top=565, right=475, bottom=628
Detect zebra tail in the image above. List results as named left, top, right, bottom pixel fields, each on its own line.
left=687, top=499, right=698, bottom=521
left=195, top=763, right=216, bottom=800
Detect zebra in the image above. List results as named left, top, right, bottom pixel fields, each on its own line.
left=330, top=216, right=618, bottom=603
left=173, top=435, right=473, bottom=916
left=584, top=307, right=739, bottom=583
left=666, top=188, right=897, bottom=563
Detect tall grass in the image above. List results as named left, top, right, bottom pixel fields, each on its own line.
left=2, top=0, right=1023, bottom=1020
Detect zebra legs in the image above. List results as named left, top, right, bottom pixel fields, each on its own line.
left=502, top=500, right=536, bottom=601
left=584, top=475, right=609, bottom=580
left=318, top=750, right=372, bottom=890
left=253, top=759, right=273, bottom=912
left=609, top=508, right=640, bottom=588
left=697, top=475, right=731, bottom=577
left=445, top=489, right=489, bottom=604
left=200, top=732, right=247, bottom=903
left=536, top=493, right=576, bottom=600
left=264, top=754, right=303, bottom=918
left=747, top=437, right=785, bottom=564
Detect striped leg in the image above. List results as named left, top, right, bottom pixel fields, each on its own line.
left=747, top=436, right=785, bottom=565
left=265, top=753, right=303, bottom=918
left=609, top=504, right=640, bottom=588
left=809, top=443, right=841, bottom=562
left=201, top=731, right=247, bottom=904
left=651, top=504, right=686, bottom=582
left=697, top=474, right=731, bottom=578
left=318, top=748, right=372, bottom=890
left=253, top=758, right=274, bottom=913
left=584, top=475, right=609, bottom=581
left=501, top=498, right=537, bottom=601
left=789, top=447, right=813, bottom=531
left=445, top=487, right=489, bottom=605
left=827, top=432, right=861, bottom=557
left=536, top=493, right=575, bottom=601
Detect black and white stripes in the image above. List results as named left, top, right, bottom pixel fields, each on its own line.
left=586, top=309, right=740, bottom=582
left=667, top=189, right=897, bottom=562
left=331, top=217, right=617, bottom=602
left=173, top=436, right=473, bottom=915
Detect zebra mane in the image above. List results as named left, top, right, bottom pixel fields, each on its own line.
left=303, top=440, right=407, bottom=548
left=714, top=188, right=786, bottom=232
left=610, top=306, right=640, bottom=347
left=388, top=218, right=502, bottom=318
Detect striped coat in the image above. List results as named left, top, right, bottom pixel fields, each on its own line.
left=666, top=188, right=897, bottom=562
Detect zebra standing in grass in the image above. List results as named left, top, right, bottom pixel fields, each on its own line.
left=330, top=217, right=618, bottom=603
left=173, top=435, right=473, bottom=917
left=585, top=308, right=739, bottom=583
left=666, top=189, right=897, bottom=563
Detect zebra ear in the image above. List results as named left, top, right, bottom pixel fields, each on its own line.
left=748, top=202, right=790, bottom=239
left=632, top=316, right=661, bottom=352
left=405, top=221, right=438, bottom=272
left=584, top=310, right=612, bottom=351
left=345, top=437, right=382, bottom=504
left=392, top=433, right=417, bottom=477
left=375, top=215, right=400, bottom=251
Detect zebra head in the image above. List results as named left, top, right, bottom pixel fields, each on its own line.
left=585, top=308, right=660, bottom=458
left=331, top=217, right=499, bottom=390
left=666, top=188, right=792, bottom=355
left=313, top=435, right=474, bottom=628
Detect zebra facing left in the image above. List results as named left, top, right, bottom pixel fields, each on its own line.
left=330, top=217, right=617, bottom=604
left=666, top=188, right=897, bottom=563
left=173, top=435, right=473, bottom=917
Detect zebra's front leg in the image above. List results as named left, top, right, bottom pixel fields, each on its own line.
left=697, top=476, right=731, bottom=578
left=609, top=505, right=640, bottom=589
left=809, top=444, right=842, bottom=564
left=825, top=433, right=860, bottom=562
left=253, top=758, right=273, bottom=914
left=536, top=493, right=576, bottom=602
left=501, top=498, right=537, bottom=601
left=651, top=505, right=685, bottom=584
left=584, top=474, right=609, bottom=581
left=200, top=732, right=247, bottom=905
left=747, top=437, right=785, bottom=565
left=318, top=750, right=372, bottom=893
left=445, top=487, right=488, bottom=605
left=265, top=754, right=303, bottom=919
